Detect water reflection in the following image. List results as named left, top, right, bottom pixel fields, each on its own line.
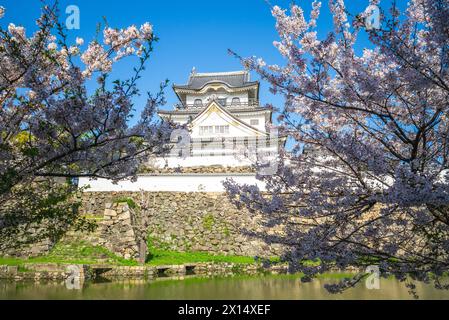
left=1, top=275, right=449, bottom=300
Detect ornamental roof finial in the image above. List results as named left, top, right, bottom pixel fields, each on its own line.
left=191, top=66, right=196, bottom=75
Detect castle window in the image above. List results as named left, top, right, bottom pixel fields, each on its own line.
left=214, top=125, right=229, bottom=134
left=199, top=126, right=214, bottom=136
left=250, top=119, right=259, bottom=126
left=231, top=97, right=241, bottom=106
left=194, top=99, right=203, bottom=107
left=199, top=125, right=229, bottom=136
left=218, top=98, right=227, bottom=106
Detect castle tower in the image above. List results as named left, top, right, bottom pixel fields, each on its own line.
left=155, top=70, right=278, bottom=168
left=79, top=70, right=281, bottom=192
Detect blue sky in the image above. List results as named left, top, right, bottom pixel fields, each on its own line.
left=1, top=0, right=402, bottom=122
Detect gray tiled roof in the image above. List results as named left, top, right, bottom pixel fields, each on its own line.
left=159, top=106, right=270, bottom=115
left=174, top=71, right=258, bottom=90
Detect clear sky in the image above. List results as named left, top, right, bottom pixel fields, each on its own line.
left=1, top=0, right=401, bottom=121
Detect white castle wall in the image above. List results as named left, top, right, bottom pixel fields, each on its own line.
left=78, top=174, right=266, bottom=192
left=154, top=155, right=254, bottom=168
left=234, top=113, right=269, bottom=132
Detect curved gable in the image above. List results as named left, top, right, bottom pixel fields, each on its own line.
left=190, top=101, right=268, bottom=137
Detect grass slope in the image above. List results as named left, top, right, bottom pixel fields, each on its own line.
left=0, top=241, right=257, bottom=267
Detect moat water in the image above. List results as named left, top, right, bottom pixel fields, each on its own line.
left=1, top=274, right=449, bottom=300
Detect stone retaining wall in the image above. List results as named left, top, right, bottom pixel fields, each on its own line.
left=0, top=233, right=57, bottom=258
left=80, top=192, right=286, bottom=258
left=0, top=262, right=289, bottom=281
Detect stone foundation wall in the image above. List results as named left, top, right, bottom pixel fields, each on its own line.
left=79, top=192, right=285, bottom=258
left=82, top=202, right=141, bottom=260
left=0, top=238, right=55, bottom=258
left=0, top=262, right=290, bottom=281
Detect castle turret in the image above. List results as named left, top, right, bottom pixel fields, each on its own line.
left=156, top=70, right=280, bottom=168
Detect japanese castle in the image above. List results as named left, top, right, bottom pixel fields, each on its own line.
left=154, top=69, right=279, bottom=168
left=79, top=69, right=281, bottom=192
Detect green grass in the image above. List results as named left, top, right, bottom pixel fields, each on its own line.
left=113, top=197, right=138, bottom=209
left=0, top=241, right=260, bottom=268
left=0, top=241, right=138, bottom=267
left=0, top=242, right=379, bottom=282
left=202, top=214, right=215, bottom=230
left=0, top=256, right=27, bottom=267
left=145, top=248, right=256, bottom=265
left=144, top=235, right=260, bottom=265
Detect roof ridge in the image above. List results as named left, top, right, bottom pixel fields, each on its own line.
left=179, top=70, right=254, bottom=89
left=193, top=70, right=248, bottom=77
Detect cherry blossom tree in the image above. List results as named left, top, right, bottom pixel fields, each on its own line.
left=0, top=3, right=171, bottom=251
left=225, top=0, right=449, bottom=293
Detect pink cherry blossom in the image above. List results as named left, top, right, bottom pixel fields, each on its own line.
left=0, top=5, right=172, bottom=247
left=226, top=0, right=449, bottom=295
